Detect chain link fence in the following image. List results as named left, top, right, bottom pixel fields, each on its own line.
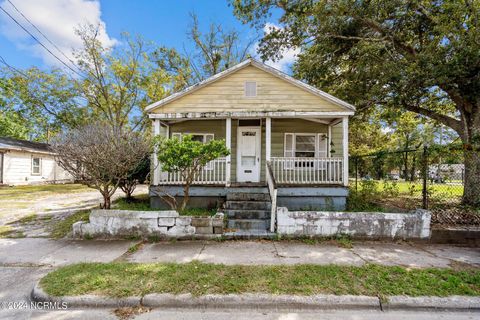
left=349, top=144, right=480, bottom=226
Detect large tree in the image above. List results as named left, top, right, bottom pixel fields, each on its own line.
left=74, top=25, right=177, bottom=131
left=52, top=122, right=151, bottom=209
left=0, top=67, right=85, bottom=141
left=153, top=14, right=255, bottom=88
left=232, top=0, right=480, bottom=206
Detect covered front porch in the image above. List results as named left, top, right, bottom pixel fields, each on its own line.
left=150, top=111, right=350, bottom=188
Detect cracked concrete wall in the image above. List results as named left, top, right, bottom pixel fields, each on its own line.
left=72, top=210, right=224, bottom=239
left=276, top=208, right=431, bottom=239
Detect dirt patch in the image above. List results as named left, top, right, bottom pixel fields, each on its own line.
left=430, top=204, right=480, bottom=227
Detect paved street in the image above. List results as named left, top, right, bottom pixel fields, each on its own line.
left=0, top=307, right=479, bottom=320
left=0, top=238, right=478, bottom=319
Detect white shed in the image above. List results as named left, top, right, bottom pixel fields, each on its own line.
left=0, top=137, right=73, bottom=186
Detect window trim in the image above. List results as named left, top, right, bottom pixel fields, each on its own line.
left=170, top=133, right=215, bottom=170
left=170, top=132, right=214, bottom=143
left=244, top=81, right=257, bottom=97
left=31, top=156, right=42, bottom=176
left=284, top=133, right=328, bottom=169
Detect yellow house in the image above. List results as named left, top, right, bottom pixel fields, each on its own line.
left=146, top=59, right=355, bottom=234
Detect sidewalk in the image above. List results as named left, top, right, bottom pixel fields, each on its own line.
left=0, top=238, right=478, bottom=319
left=0, top=238, right=478, bottom=268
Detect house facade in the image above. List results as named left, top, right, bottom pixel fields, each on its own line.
left=0, top=137, right=73, bottom=186
left=146, top=59, right=354, bottom=233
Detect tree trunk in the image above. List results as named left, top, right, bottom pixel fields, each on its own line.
left=463, top=147, right=480, bottom=206
left=101, top=186, right=111, bottom=209
left=461, top=113, right=480, bottom=207
left=180, top=183, right=190, bottom=212
left=102, top=194, right=111, bottom=209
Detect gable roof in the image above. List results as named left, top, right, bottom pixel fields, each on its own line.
left=145, top=58, right=355, bottom=113
left=0, top=137, right=53, bottom=154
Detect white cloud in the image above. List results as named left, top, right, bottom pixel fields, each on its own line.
left=0, top=0, right=116, bottom=67
left=250, top=22, right=300, bottom=73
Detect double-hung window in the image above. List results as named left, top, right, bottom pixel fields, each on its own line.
left=172, top=133, right=213, bottom=144
left=284, top=133, right=328, bottom=169
left=31, top=157, right=41, bottom=175
left=171, top=133, right=215, bottom=169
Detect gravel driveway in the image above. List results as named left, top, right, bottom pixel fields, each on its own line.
left=0, top=184, right=148, bottom=237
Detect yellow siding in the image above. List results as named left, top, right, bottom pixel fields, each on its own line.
left=168, top=119, right=335, bottom=183
left=151, top=65, right=347, bottom=114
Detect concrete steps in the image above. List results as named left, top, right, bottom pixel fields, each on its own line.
left=225, top=200, right=271, bottom=211
left=225, top=210, right=270, bottom=220
left=227, top=219, right=271, bottom=230
left=225, top=191, right=271, bottom=232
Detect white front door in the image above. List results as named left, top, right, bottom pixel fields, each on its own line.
left=237, top=127, right=261, bottom=182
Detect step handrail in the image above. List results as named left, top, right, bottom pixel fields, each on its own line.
left=266, top=161, right=277, bottom=232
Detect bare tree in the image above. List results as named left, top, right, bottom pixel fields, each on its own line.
left=51, top=122, right=151, bottom=209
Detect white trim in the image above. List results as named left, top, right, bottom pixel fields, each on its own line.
left=225, top=118, right=232, bottom=186
left=145, top=58, right=356, bottom=112
left=237, top=126, right=262, bottom=182
left=284, top=133, right=294, bottom=170
left=153, top=119, right=161, bottom=185
left=342, top=116, right=349, bottom=186
left=328, top=124, right=332, bottom=158
left=31, top=156, right=41, bottom=175
left=169, top=132, right=215, bottom=143
left=266, top=117, right=271, bottom=161
left=149, top=111, right=354, bottom=120
left=300, top=118, right=331, bottom=125
left=317, top=133, right=328, bottom=158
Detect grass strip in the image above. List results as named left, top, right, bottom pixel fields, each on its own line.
left=49, top=210, right=90, bottom=239
left=40, top=262, right=480, bottom=298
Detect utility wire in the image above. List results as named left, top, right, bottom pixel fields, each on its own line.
left=5, top=0, right=83, bottom=75
left=0, top=5, right=85, bottom=78
left=0, top=54, right=29, bottom=77
left=0, top=54, right=89, bottom=103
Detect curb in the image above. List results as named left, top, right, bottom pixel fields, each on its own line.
left=31, top=282, right=480, bottom=311
left=141, top=293, right=378, bottom=310
left=384, top=295, right=480, bottom=311
left=31, top=283, right=141, bottom=308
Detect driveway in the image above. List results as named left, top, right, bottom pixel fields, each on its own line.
left=0, top=184, right=148, bottom=237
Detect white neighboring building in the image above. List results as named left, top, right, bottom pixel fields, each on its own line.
left=0, top=137, right=73, bottom=186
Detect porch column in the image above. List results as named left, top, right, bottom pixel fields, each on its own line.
left=225, top=118, right=232, bottom=186
left=152, top=119, right=160, bottom=185
left=327, top=124, right=332, bottom=157
left=266, top=117, right=271, bottom=161
left=342, top=116, right=349, bottom=186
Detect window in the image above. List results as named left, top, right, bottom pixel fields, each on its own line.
left=284, top=133, right=328, bottom=169
left=170, top=133, right=215, bottom=169
left=244, top=81, right=257, bottom=97
left=171, top=133, right=214, bottom=143
left=32, top=157, right=41, bottom=175
left=295, top=135, right=316, bottom=158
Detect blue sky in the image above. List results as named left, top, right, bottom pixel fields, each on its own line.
left=0, top=0, right=295, bottom=72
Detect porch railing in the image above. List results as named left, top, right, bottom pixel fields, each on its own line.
left=159, top=157, right=227, bottom=185
left=270, top=157, right=343, bottom=185
left=266, top=162, right=277, bottom=233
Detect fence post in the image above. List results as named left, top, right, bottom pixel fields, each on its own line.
left=354, top=156, right=358, bottom=191
left=422, top=145, right=428, bottom=209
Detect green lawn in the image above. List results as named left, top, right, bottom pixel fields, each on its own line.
left=352, top=180, right=464, bottom=197
left=49, top=210, right=90, bottom=239
left=0, top=184, right=90, bottom=200
left=113, top=195, right=216, bottom=216
left=40, top=262, right=480, bottom=298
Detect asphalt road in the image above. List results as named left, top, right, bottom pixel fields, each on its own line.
left=1, top=307, right=479, bottom=320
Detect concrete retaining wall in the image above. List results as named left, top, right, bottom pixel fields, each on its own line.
left=276, top=208, right=431, bottom=239
left=72, top=210, right=224, bottom=239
